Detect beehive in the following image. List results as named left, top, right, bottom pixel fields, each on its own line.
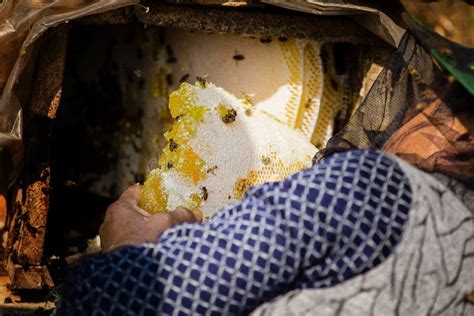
left=1, top=1, right=391, bottom=296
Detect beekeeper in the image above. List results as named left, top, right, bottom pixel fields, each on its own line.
left=57, top=98, right=473, bottom=315
left=57, top=20, right=473, bottom=316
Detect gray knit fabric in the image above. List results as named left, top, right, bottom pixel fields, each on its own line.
left=252, top=156, right=474, bottom=316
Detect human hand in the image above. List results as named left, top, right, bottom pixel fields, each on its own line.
left=99, top=185, right=201, bottom=252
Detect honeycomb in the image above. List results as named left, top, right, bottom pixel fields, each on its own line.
left=140, top=82, right=317, bottom=217
left=278, top=40, right=323, bottom=138
left=234, top=152, right=311, bottom=199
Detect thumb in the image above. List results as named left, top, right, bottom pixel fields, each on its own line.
left=119, top=185, right=141, bottom=205
left=169, top=207, right=202, bottom=224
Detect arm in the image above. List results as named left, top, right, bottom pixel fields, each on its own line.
left=58, top=150, right=412, bottom=315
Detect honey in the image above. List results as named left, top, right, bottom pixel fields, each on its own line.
left=140, top=82, right=317, bottom=217
left=140, top=83, right=209, bottom=214
left=140, top=169, right=168, bottom=213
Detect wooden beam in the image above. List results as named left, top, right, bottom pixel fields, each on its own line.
left=6, top=24, right=69, bottom=290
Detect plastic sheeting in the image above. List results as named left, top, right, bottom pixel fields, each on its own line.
left=0, top=0, right=138, bottom=150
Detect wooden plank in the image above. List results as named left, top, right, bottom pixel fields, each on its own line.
left=0, top=275, right=55, bottom=313
left=137, top=3, right=387, bottom=45
left=6, top=24, right=69, bottom=290
left=77, top=3, right=387, bottom=45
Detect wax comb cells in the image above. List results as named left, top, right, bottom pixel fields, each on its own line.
left=140, top=82, right=317, bottom=217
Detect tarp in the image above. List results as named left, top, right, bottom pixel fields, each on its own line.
left=0, top=0, right=138, bottom=151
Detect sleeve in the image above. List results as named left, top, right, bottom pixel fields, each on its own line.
left=57, top=150, right=412, bottom=316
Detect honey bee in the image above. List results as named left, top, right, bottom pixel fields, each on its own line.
left=206, top=165, right=218, bottom=175
left=166, top=45, right=177, bottom=64
left=179, top=73, right=190, bottom=83
left=196, top=76, right=207, bottom=88
left=233, top=52, right=245, bottom=61
left=169, top=139, right=178, bottom=151
left=261, top=156, right=271, bottom=165
left=260, top=36, right=272, bottom=44
left=221, top=109, right=237, bottom=124
left=201, top=186, right=208, bottom=201
left=242, top=93, right=254, bottom=106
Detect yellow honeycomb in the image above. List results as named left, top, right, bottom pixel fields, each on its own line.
left=140, top=82, right=317, bottom=217
left=310, top=46, right=345, bottom=149
left=140, top=83, right=208, bottom=215
left=279, top=40, right=323, bottom=138
left=234, top=152, right=312, bottom=199
left=139, top=169, right=168, bottom=214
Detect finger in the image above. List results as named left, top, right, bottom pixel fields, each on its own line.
left=130, top=204, right=151, bottom=217
left=175, top=207, right=203, bottom=222
left=119, top=185, right=141, bottom=205
left=168, top=207, right=201, bottom=225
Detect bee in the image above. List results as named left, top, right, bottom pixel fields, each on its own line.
left=221, top=109, right=237, bottom=123
left=242, top=93, right=254, bottom=106
left=196, top=76, right=207, bottom=88
left=261, top=156, right=271, bottom=165
left=260, top=36, right=272, bottom=44
left=179, top=73, right=190, bottom=83
left=166, top=45, right=177, bottom=63
left=169, top=139, right=178, bottom=151
left=201, top=187, right=208, bottom=201
left=233, top=53, right=245, bottom=61
left=206, top=165, right=218, bottom=175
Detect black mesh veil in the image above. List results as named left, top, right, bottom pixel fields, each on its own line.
left=316, top=28, right=474, bottom=184
left=320, top=32, right=434, bottom=154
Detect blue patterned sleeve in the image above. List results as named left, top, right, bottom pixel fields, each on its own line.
left=58, top=150, right=412, bottom=315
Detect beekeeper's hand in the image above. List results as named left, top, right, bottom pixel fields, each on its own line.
left=100, top=185, right=201, bottom=252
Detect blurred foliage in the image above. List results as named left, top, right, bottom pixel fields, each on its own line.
left=403, top=1, right=474, bottom=47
